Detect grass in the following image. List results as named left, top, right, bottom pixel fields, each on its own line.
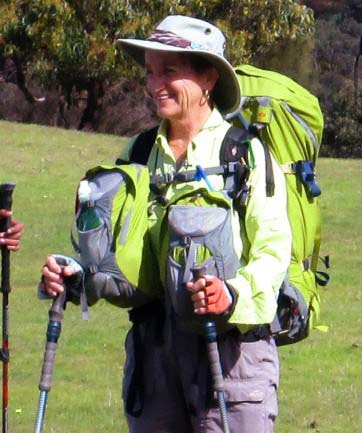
left=0, top=120, right=361, bottom=433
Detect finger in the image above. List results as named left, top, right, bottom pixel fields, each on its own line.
left=186, top=277, right=207, bottom=293
left=42, top=265, right=64, bottom=285
left=204, top=289, right=222, bottom=305
left=0, top=210, right=12, bottom=218
left=194, top=306, right=208, bottom=315
left=63, top=265, right=76, bottom=277
left=193, top=298, right=208, bottom=309
left=43, top=280, right=64, bottom=296
left=5, top=232, right=22, bottom=240
left=0, top=237, right=19, bottom=251
left=204, top=284, right=217, bottom=297
left=191, top=289, right=207, bottom=303
left=5, top=244, right=20, bottom=252
left=45, top=255, right=62, bottom=274
left=7, top=219, right=24, bottom=235
left=1, top=237, right=20, bottom=246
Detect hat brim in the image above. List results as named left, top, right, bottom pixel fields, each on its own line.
left=117, top=38, right=241, bottom=117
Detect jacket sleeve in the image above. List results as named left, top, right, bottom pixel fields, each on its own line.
left=227, top=137, right=292, bottom=327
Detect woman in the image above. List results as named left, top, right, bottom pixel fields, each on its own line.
left=117, top=15, right=292, bottom=433
left=41, top=15, right=292, bottom=433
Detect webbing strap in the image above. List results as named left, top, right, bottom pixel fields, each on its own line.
left=149, top=162, right=241, bottom=187
left=127, top=123, right=275, bottom=199
left=183, top=240, right=197, bottom=284
left=232, top=114, right=275, bottom=197
left=261, top=139, right=275, bottom=197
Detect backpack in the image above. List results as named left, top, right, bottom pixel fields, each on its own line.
left=72, top=163, right=160, bottom=307
left=159, top=187, right=241, bottom=334
left=232, top=65, right=329, bottom=343
left=130, top=64, right=329, bottom=345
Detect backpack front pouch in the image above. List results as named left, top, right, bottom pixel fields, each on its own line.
left=166, top=204, right=240, bottom=330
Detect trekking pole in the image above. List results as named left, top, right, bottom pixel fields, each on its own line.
left=33, top=290, right=66, bottom=433
left=0, top=182, right=15, bottom=433
left=191, top=267, right=230, bottom=433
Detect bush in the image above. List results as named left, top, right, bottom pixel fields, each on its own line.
left=0, top=76, right=158, bottom=137
left=314, top=11, right=362, bottom=158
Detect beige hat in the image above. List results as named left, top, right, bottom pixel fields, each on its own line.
left=118, top=15, right=241, bottom=117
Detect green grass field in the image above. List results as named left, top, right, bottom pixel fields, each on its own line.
left=0, top=120, right=361, bottom=433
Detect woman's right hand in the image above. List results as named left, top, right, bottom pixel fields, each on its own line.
left=0, top=210, right=24, bottom=251
left=41, top=255, right=77, bottom=297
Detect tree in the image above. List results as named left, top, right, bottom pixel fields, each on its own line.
left=118, top=0, right=315, bottom=66
left=0, top=0, right=316, bottom=131
left=0, top=1, right=44, bottom=102
left=312, top=4, right=362, bottom=157
left=0, top=1, right=133, bottom=127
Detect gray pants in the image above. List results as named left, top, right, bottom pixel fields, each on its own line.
left=123, top=322, right=279, bottom=433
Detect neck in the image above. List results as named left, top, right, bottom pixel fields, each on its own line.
left=167, top=106, right=212, bottom=164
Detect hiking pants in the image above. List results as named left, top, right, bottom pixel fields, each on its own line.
left=122, top=318, right=279, bottom=433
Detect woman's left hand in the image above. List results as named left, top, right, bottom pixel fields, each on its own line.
left=0, top=210, right=24, bottom=251
left=186, top=276, right=232, bottom=315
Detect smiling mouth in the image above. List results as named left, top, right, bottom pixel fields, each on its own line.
left=157, top=95, right=170, bottom=100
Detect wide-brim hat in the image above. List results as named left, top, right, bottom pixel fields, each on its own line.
left=117, top=15, right=241, bottom=117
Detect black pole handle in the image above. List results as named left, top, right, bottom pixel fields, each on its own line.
left=0, top=183, right=15, bottom=231
left=204, top=321, right=225, bottom=392
left=0, top=183, right=15, bottom=296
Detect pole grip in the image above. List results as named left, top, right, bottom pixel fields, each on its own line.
left=38, top=292, right=65, bottom=392
left=0, top=183, right=15, bottom=231
left=0, top=183, right=15, bottom=296
left=39, top=341, right=58, bottom=392
left=204, top=321, right=224, bottom=392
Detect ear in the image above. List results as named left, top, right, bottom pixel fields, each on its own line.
left=205, top=67, right=219, bottom=91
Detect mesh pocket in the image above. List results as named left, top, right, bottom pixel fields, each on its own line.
left=77, top=222, right=111, bottom=270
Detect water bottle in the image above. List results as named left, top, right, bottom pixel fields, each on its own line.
left=77, top=180, right=101, bottom=231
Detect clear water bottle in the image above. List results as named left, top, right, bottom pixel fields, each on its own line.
left=77, top=180, right=101, bottom=231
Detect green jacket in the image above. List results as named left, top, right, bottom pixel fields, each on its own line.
left=121, top=109, right=292, bottom=332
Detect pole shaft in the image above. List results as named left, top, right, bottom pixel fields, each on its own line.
left=1, top=293, right=8, bottom=433
left=1, top=250, right=10, bottom=433
left=34, top=391, right=48, bottom=433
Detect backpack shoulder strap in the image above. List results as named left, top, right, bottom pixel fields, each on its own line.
left=130, top=126, right=159, bottom=165
left=220, top=125, right=275, bottom=198
left=220, top=126, right=252, bottom=164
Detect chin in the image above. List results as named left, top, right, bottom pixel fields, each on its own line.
left=157, top=109, right=179, bottom=120
left=157, top=101, right=180, bottom=119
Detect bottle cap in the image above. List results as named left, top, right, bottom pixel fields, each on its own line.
left=78, top=180, right=91, bottom=203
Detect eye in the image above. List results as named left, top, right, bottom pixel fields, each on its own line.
left=164, top=66, right=178, bottom=76
left=145, top=67, right=153, bottom=78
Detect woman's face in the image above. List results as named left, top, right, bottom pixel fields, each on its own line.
left=145, top=50, right=217, bottom=122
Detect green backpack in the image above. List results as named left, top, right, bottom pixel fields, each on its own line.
left=229, top=65, right=329, bottom=342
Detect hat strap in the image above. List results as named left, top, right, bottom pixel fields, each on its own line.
left=147, top=29, right=192, bottom=49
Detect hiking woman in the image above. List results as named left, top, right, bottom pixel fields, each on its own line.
left=116, top=15, right=292, bottom=433
left=0, top=210, right=23, bottom=251
left=40, top=14, right=292, bottom=433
